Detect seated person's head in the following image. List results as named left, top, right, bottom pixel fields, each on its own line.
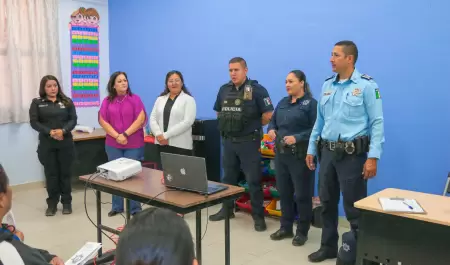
left=115, top=208, right=197, bottom=265
left=0, top=164, right=12, bottom=218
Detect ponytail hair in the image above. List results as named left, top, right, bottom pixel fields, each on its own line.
left=290, top=70, right=312, bottom=97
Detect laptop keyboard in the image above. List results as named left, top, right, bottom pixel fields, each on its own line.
left=208, top=185, right=220, bottom=192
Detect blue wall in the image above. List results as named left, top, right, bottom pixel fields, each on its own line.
left=109, top=0, right=450, bottom=213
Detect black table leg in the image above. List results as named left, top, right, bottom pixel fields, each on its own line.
left=96, top=190, right=102, bottom=257
left=125, top=198, right=131, bottom=222
left=224, top=203, right=230, bottom=265
left=196, top=210, right=202, bottom=264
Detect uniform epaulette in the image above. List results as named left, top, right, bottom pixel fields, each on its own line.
left=325, top=75, right=335, bottom=81
left=361, top=74, right=373, bottom=80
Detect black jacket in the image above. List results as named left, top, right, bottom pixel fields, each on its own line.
left=0, top=230, right=55, bottom=265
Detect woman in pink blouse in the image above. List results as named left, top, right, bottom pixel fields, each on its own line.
left=98, top=71, right=147, bottom=217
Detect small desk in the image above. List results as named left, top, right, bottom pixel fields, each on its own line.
left=72, top=129, right=108, bottom=179
left=79, top=168, right=244, bottom=265
left=72, top=129, right=107, bottom=142
left=354, top=188, right=450, bottom=265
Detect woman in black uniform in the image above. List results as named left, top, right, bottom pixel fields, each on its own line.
left=29, top=75, right=77, bottom=217
left=267, top=70, right=317, bottom=246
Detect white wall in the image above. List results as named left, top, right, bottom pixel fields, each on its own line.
left=0, top=0, right=110, bottom=185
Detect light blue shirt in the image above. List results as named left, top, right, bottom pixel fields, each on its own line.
left=307, top=68, right=385, bottom=159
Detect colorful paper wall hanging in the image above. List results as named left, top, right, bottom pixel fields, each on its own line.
left=69, top=7, right=101, bottom=107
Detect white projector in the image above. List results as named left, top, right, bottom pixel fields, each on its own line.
left=97, top=158, right=142, bottom=181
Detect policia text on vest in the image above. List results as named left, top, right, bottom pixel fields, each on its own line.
left=211, top=75, right=274, bottom=232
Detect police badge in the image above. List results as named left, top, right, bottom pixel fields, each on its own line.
left=243, top=85, right=253, bottom=100
left=352, top=88, right=361, bottom=96
left=235, top=99, right=241, bottom=105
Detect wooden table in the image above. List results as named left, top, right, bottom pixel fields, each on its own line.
left=80, top=168, right=245, bottom=265
left=354, top=188, right=450, bottom=265
left=72, top=128, right=107, bottom=141
left=71, top=129, right=108, bottom=179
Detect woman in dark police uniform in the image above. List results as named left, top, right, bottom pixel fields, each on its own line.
left=29, top=75, right=77, bottom=217
left=267, top=70, right=317, bottom=246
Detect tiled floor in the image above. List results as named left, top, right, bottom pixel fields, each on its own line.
left=11, top=184, right=344, bottom=265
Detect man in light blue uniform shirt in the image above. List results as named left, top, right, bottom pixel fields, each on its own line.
left=305, top=40, right=384, bottom=264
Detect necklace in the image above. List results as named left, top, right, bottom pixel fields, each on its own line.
left=116, top=95, right=127, bottom=104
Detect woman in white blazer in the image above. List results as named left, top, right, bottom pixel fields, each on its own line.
left=150, top=70, right=197, bottom=169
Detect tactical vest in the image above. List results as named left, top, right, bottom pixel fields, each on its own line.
left=218, top=82, right=261, bottom=134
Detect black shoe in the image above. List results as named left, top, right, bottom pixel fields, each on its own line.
left=62, top=204, right=72, bottom=214
left=254, top=218, right=267, bottom=232
left=45, top=205, right=57, bottom=216
left=209, top=208, right=235, bottom=222
left=270, top=228, right=294, bottom=240
left=308, top=248, right=338, bottom=263
left=108, top=210, right=122, bottom=217
left=292, top=233, right=308, bottom=246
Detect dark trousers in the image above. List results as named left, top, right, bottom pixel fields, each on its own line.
left=156, top=145, right=193, bottom=170
left=275, top=153, right=315, bottom=236
left=37, top=141, right=74, bottom=206
left=222, top=138, right=264, bottom=219
left=319, top=146, right=367, bottom=251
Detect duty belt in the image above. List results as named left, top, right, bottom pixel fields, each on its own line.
left=322, top=140, right=357, bottom=155
left=222, top=131, right=260, bottom=142
left=277, top=145, right=296, bottom=155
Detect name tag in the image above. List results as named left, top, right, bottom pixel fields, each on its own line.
left=38, top=104, right=48, bottom=108
left=222, top=106, right=242, bottom=112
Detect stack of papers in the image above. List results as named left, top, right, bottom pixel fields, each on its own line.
left=65, top=242, right=102, bottom=265
left=378, top=197, right=425, bottom=213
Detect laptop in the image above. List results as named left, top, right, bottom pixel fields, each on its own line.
left=160, top=152, right=228, bottom=195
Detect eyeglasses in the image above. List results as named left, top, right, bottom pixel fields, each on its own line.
left=168, top=79, right=181, bottom=84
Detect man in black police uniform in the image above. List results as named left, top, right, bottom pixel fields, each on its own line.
left=209, top=57, right=273, bottom=231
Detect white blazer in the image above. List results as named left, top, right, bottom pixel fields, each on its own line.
left=150, top=91, right=196, bottom=150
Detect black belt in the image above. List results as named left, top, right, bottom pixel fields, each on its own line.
left=222, top=131, right=260, bottom=142
left=277, top=145, right=296, bottom=155
left=322, top=140, right=357, bottom=155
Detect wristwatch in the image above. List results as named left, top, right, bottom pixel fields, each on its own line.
left=123, top=132, right=129, bottom=137
left=62, top=129, right=67, bottom=134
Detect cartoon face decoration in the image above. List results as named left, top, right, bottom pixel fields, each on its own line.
left=86, top=15, right=99, bottom=26
left=71, top=13, right=84, bottom=24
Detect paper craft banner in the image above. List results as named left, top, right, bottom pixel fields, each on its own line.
left=69, top=7, right=101, bottom=107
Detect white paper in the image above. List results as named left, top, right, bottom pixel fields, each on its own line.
left=379, top=197, right=424, bottom=213
left=74, top=125, right=94, bottom=134
left=65, top=242, right=102, bottom=265
left=2, top=211, right=16, bottom=227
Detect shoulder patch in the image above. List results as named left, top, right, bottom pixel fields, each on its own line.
left=375, top=88, right=381, bottom=99
left=263, top=97, right=272, bottom=106
left=325, top=75, right=335, bottom=81
left=361, top=74, right=373, bottom=80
